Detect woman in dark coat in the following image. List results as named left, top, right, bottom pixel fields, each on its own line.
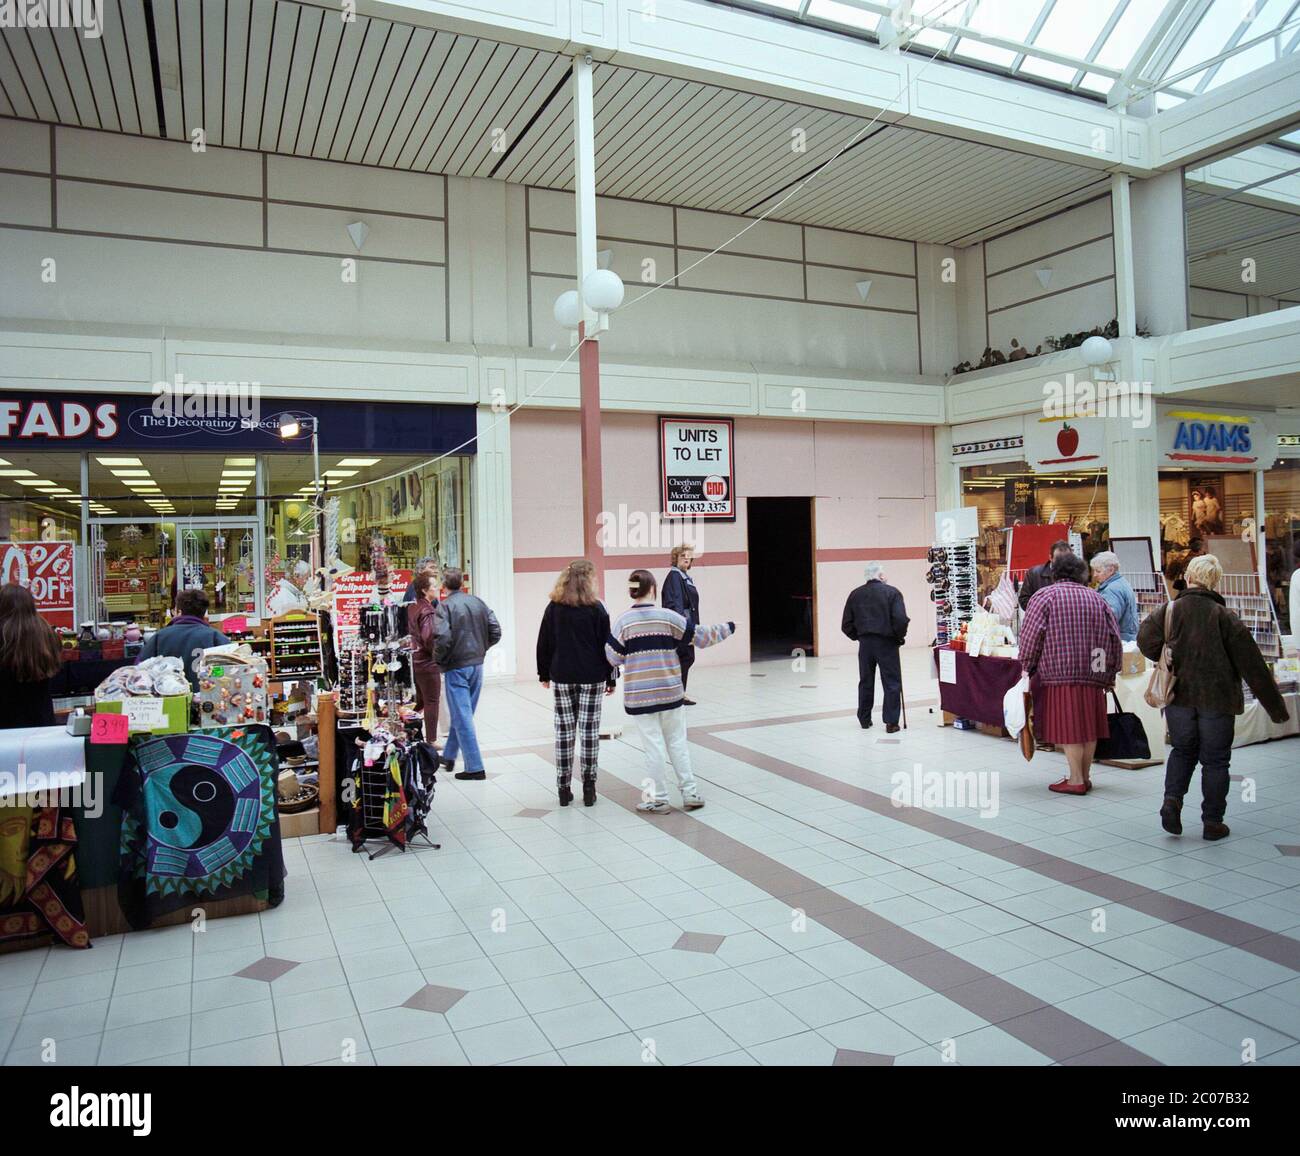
left=0, top=584, right=63, bottom=729
left=1138, top=553, right=1289, bottom=841
left=537, top=560, right=615, bottom=807
left=1018, top=552, right=1122, bottom=796
left=407, top=572, right=443, bottom=746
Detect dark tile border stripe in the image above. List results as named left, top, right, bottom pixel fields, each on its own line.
left=690, top=727, right=1300, bottom=973
left=528, top=745, right=1157, bottom=1066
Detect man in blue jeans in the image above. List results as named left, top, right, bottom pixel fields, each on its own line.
left=432, top=567, right=501, bottom=781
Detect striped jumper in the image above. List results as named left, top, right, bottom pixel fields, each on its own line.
left=605, top=602, right=733, bottom=714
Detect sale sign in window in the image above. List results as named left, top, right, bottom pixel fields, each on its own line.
left=0, top=541, right=77, bottom=629
left=659, top=417, right=735, bottom=520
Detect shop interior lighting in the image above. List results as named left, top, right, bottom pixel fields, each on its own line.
left=16, top=478, right=56, bottom=486
left=0, top=469, right=37, bottom=477
left=322, top=469, right=357, bottom=478
left=110, top=469, right=151, bottom=477
left=337, top=458, right=380, bottom=467
left=224, top=458, right=255, bottom=466
left=96, top=457, right=143, bottom=466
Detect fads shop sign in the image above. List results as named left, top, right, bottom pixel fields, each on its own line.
left=659, top=417, right=735, bottom=520
left=0, top=391, right=477, bottom=455
left=1157, top=405, right=1278, bottom=470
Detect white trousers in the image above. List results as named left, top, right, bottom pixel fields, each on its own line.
left=632, top=708, right=698, bottom=804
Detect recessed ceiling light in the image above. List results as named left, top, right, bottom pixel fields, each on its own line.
left=224, top=458, right=255, bottom=466
left=0, top=469, right=37, bottom=477
left=16, top=478, right=55, bottom=486
left=322, top=470, right=357, bottom=478
left=0, top=457, right=9, bottom=466
left=337, top=458, right=381, bottom=467
left=96, top=457, right=142, bottom=466
left=110, top=469, right=151, bottom=477
left=221, top=470, right=256, bottom=477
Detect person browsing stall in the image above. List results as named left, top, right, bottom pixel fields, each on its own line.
left=136, top=588, right=229, bottom=694
left=1090, top=550, right=1139, bottom=642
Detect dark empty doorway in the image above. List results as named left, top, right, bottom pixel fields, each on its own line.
left=747, top=497, right=815, bottom=660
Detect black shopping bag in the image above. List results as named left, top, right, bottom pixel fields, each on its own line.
left=1094, top=690, right=1151, bottom=761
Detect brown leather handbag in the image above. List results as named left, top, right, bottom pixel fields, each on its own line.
left=1144, top=601, right=1177, bottom=709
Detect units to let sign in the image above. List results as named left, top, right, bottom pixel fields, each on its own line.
left=659, top=417, right=735, bottom=520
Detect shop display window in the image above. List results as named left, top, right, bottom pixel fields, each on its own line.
left=1264, top=458, right=1300, bottom=624
left=960, top=462, right=1109, bottom=598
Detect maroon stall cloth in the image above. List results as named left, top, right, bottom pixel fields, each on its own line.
left=933, top=648, right=1026, bottom=728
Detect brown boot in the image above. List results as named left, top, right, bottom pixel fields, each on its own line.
left=1202, top=821, right=1230, bottom=841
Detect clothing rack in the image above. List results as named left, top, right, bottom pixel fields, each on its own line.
left=346, top=725, right=440, bottom=860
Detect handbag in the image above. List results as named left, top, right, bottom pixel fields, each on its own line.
left=1143, top=601, right=1176, bottom=709
left=1095, top=690, right=1151, bottom=761
left=1019, top=690, right=1035, bottom=761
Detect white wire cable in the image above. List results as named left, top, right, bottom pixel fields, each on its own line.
left=322, top=0, right=969, bottom=500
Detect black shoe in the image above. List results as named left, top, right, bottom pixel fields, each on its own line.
left=455, top=770, right=486, bottom=781
left=860, top=720, right=873, bottom=730
left=885, top=723, right=901, bottom=734
left=558, top=784, right=573, bottom=807
left=440, top=758, right=456, bottom=775
left=1160, top=797, right=1182, bottom=835
left=683, top=698, right=697, bottom=706
left=583, top=781, right=597, bottom=807
left=1203, top=821, right=1230, bottom=841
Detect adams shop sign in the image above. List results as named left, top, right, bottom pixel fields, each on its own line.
left=1157, top=405, right=1279, bottom=471
left=659, top=417, right=735, bottom=520
left=0, top=391, right=477, bottom=456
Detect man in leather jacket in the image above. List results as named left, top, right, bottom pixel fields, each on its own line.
left=433, top=568, right=502, bottom=780
left=841, top=562, right=909, bottom=732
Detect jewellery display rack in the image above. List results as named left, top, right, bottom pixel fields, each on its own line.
left=269, top=611, right=324, bottom=679
left=335, top=608, right=414, bottom=726
left=928, top=541, right=978, bottom=646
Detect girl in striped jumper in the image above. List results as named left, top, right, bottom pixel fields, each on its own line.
left=606, top=569, right=735, bottom=813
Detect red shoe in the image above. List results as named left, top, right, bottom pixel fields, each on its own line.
left=1048, top=778, right=1087, bottom=795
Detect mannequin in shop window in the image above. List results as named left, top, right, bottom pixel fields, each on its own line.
left=268, top=560, right=313, bottom=616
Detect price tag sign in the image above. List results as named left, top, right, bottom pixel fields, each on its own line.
left=939, top=648, right=958, bottom=685
left=90, top=712, right=130, bottom=745
left=122, top=698, right=165, bottom=731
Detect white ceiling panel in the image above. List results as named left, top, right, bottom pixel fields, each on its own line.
left=0, top=0, right=1108, bottom=246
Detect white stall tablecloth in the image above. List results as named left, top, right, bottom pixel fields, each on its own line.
left=0, top=725, right=87, bottom=803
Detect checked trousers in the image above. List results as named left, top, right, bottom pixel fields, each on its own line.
left=553, top=682, right=605, bottom=788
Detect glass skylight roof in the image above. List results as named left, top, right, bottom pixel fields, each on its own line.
left=711, top=0, right=1300, bottom=107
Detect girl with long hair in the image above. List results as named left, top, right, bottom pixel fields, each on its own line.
left=537, top=560, right=615, bottom=806
left=0, top=584, right=63, bottom=729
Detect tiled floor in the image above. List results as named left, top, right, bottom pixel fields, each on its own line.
left=5, top=652, right=1300, bottom=1066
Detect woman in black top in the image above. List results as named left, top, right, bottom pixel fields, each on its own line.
left=0, top=584, right=63, bottom=729
left=537, top=560, right=615, bottom=807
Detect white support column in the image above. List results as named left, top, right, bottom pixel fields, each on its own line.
left=1131, top=170, right=1189, bottom=336
left=572, top=53, right=599, bottom=332
left=473, top=406, right=516, bottom=679
left=1111, top=173, right=1138, bottom=339
left=933, top=425, right=960, bottom=513
left=1105, top=413, right=1161, bottom=569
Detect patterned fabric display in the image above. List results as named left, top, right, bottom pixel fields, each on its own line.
left=117, top=725, right=281, bottom=929
left=0, top=805, right=89, bottom=949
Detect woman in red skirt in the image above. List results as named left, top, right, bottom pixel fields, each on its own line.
left=1018, top=552, right=1122, bottom=795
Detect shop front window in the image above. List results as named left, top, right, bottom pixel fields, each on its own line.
left=1158, top=470, right=1258, bottom=586
left=0, top=451, right=84, bottom=543
left=1264, top=458, right=1300, bottom=623
left=960, top=462, right=1109, bottom=598
left=265, top=453, right=474, bottom=591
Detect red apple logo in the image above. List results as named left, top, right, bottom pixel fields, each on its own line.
left=1057, top=422, right=1079, bottom=457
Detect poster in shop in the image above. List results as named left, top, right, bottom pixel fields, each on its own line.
left=0, top=541, right=77, bottom=629
left=1022, top=413, right=1105, bottom=473
left=659, top=417, right=735, bottom=520
left=332, top=570, right=413, bottom=637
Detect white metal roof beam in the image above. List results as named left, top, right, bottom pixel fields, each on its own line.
left=1108, top=0, right=1196, bottom=107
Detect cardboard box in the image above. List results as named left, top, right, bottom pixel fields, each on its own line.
left=96, top=694, right=191, bottom=735
left=277, top=806, right=321, bottom=839
left=1121, top=651, right=1147, bottom=677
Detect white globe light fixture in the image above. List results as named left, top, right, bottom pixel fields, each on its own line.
left=1079, top=335, right=1113, bottom=368
left=553, top=290, right=581, bottom=331
left=582, top=268, right=625, bottom=313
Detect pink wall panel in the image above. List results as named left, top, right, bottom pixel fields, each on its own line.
left=511, top=412, right=582, bottom=558
left=734, top=419, right=816, bottom=496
